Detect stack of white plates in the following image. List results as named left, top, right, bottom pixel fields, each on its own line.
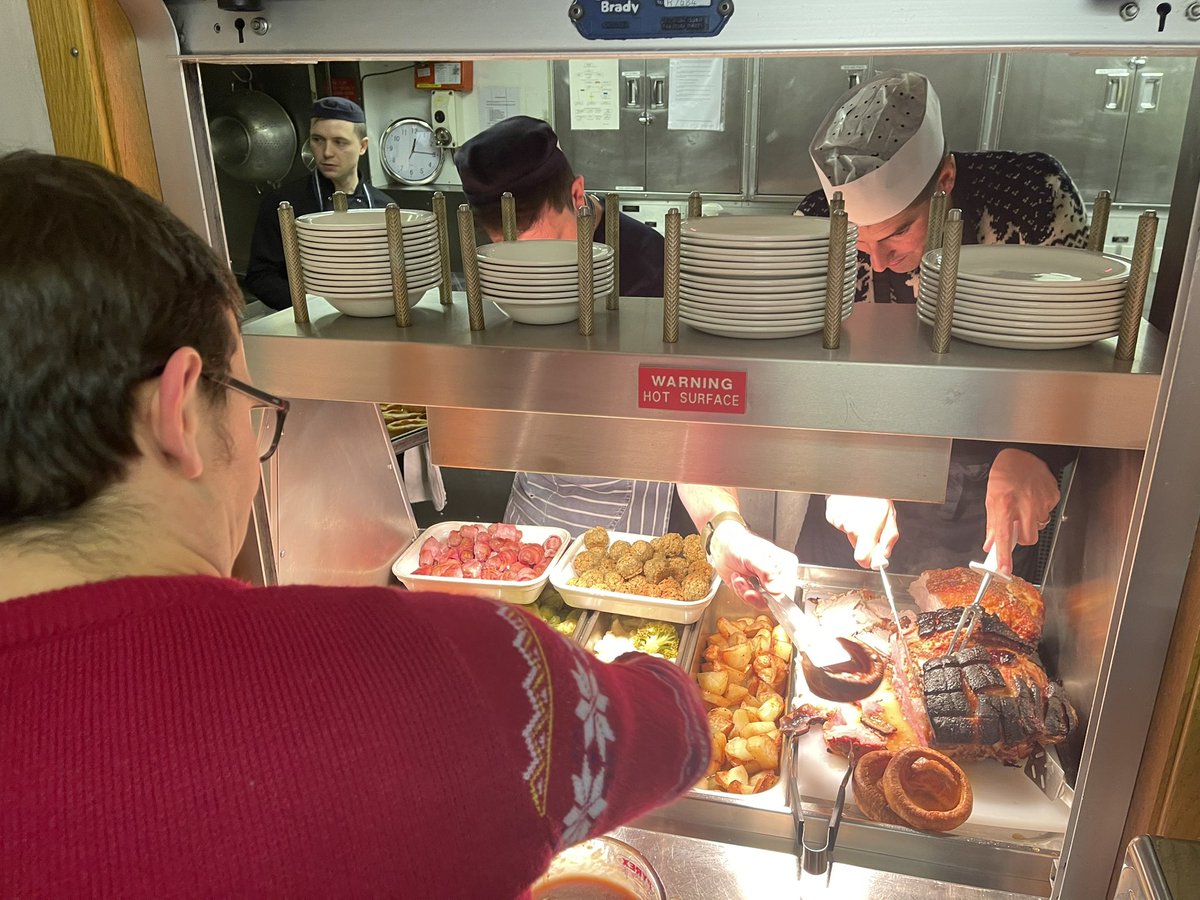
left=296, top=209, right=442, bottom=317
left=477, top=240, right=616, bottom=325
left=679, top=216, right=858, bottom=339
left=917, top=245, right=1131, bottom=350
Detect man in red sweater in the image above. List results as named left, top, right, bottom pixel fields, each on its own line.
left=0, top=152, right=710, bottom=898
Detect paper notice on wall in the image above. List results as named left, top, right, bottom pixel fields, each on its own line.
left=568, top=59, right=620, bottom=130
left=667, top=58, right=725, bottom=132
left=480, top=87, right=521, bottom=127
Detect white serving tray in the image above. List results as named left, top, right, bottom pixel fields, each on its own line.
left=549, top=530, right=719, bottom=625
left=392, top=521, right=570, bottom=605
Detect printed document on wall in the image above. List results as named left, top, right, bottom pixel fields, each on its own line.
left=568, top=60, right=619, bottom=130
left=667, top=59, right=725, bottom=132
left=480, top=87, right=521, bottom=126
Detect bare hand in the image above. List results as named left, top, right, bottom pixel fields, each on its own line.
left=983, top=449, right=1060, bottom=576
left=824, top=495, right=899, bottom=569
left=708, top=519, right=799, bottom=609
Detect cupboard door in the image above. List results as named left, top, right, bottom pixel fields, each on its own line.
left=643, top=58, right=748, bottom=196
left=754, top=57, right=869, bottom=198
left=997, top=54, right=1128, bottom=202
left=552, top=59, right=647, bottom=192
left=1116, top=57, right=1196, bottom=206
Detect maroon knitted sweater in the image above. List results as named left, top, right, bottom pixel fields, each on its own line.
left=0, top=576, right=709, bottom=898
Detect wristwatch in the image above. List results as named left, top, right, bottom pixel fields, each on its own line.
left=702, top=510, right=748, bottom=560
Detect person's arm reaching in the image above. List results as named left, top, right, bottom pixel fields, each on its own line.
left=983, top=448, right=1061, bottom=576
left=676, top=483, right=799, bottom=605
left=423, top=592, right=710, bottom=868
left=824, top=494, right=899, bottom=570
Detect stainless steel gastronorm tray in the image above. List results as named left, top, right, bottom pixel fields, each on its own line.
left=573, top=609, right=701, bottom=672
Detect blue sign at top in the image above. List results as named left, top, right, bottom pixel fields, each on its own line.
left=568, top=0, right=734, bottom=40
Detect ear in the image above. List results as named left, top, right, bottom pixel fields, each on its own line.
left=147, top=347, right=207, bottom=480
left=358, top=136, right=369, bottom=158
left=937, top=154, right=957, bottom=195
left=570, top=175, right=587, bottom=211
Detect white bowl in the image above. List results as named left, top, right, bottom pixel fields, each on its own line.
left=549, top=530, right=719, bottom=624
left=392, top=521, right=571, bottom=604
left=488, top=298, right=582, bottom=325
left=477, top=240, right=615, bottom=267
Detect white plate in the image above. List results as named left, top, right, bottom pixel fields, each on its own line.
left=680, top=287, right=855, bottom=307
left=683, top=320, right=832, bottom=339
left=309, top=277, right=441, bottom=300
left=477, top=240, right=615, bottom=266
left=305, top=259, right=440, bottom=282
left=916, top=296, right=1123, bottom=326
left=480, top=275, right=616, bottom=292
left=391, top=521, right=571, bottom=602
left=549, top=531, right=719, bottom=624
left=682, top=215, right=857, bottom=244
left=681, top=245, right=857, bottom=265
left=488, top=298, right=583, bottom=325
left=682, top=301, right=852, bottom=325
left=301, top=256, right=441, bottom=278
left=917, top=311, right=1120, bottom=348
left=317, top=287, right=434, bottom=318
left=682, top=274, right=854, bottom=295
left=296, top=234, right=435, bottom=254
left=922, top=245, right=1131, bottom=289
left=297, top=243, right=437, bottom=261
left=684, top=297, right=854, bottom=316
left=916, top=306, right=1120, bottom=336
left=681, top=257, right=854, bottom=277
left=917, top=288, right=1127, bottom=315
left=920, top=264, right=1127, bottom=299
left=478, top=263, right=615, bottom=285
left=480, top=281, right=615, bottom=301
left=297, top=209, right=435, bottom=230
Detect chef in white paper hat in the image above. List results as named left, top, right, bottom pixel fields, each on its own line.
left=801, top=71, right=1089, bottom=307
left=810, top=72, right=954, bottom=284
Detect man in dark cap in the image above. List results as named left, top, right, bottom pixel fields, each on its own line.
left=455, top=115, right=664, bottom=298
left=245, top=97, right=391, bottom=310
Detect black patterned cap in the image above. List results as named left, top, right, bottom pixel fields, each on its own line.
left=311, top=97, right=366, bottom=124
left=454, top=116, right=570, bottom=204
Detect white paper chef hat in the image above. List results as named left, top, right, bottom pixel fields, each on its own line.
left=809, top=72, right=945, bottom=226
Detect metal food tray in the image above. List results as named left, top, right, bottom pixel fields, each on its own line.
left=574, top=609, right=701, bottom=671
left=684, top=585, right=796, bottom=814
left=789, top=565, right=1071, bottom=894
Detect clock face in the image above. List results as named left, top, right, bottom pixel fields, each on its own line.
left=380, top=118, right=445, bottom=185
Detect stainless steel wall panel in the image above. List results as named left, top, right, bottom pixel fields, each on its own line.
left=425, top=408, right=953, bottom=501
left=241, top=297, right=1164, bottom=451
left=1117, top=57, right=1197, bottom=206
left=997, top=55, right=1129, bottom=202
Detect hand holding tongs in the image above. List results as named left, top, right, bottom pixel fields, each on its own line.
left=746, top=573, right=853, bottom=669
left=944, top=531, right=1017, bottom=656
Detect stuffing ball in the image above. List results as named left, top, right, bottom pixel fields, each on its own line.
left=682, top=574, right=711, bottom=601
left=625, top=575, right=649, bottom=593
left=643, top=556, right=669, bottom=584
left=615, top=554, right=643, bottom=579
left=572, top=549, right=604, bottom=575
left=688, top=560, right=716, bottom=582
left=667, top=557, right=690, bottom=580
left=654, top=577, right=684, bottom=600
left=575, top=570, right=604, bottom=589
left=602, top=571, right=624, bottom=591
left=607, top=540, right=633, bottom=560
left=682, top=533, right=706, bottom=561
left=651, top=532, right=685, bottom=558
left=595, top=557, right=616, bottom=575
left=583, top=526, right=610, bottom=551
left=630, top=540, right=654, bottom=562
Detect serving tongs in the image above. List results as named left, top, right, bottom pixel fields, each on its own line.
left=747, top=574, right=884, bottom=703
left=786, top=733, right=853, bottom=883
left=944, top=538, right=1014, bottom=656
left=876, top=562, right=910, bottom=673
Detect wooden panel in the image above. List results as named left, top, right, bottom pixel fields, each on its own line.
left=25, top=0, right=160, bottom=198
left=26, top=0, right=111, bottom=166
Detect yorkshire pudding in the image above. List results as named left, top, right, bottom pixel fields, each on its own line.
left=880, top=747, right=973, bottom=832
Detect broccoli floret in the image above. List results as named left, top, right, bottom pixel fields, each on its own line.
left=630, top=622, right=680, bottom=661
left=551, top=611, right=580, bottom=636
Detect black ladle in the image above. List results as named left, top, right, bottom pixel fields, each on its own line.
left=747, top=575, right=885, bottom=704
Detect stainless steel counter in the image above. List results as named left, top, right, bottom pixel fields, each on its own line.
left=610, top=826, right=1041, bottom=900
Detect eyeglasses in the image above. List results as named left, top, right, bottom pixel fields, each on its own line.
left=204, top=373, right=290, bottom=462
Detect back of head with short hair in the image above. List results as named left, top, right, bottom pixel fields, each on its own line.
left=0, top=152, right=242, bottom=529
left=470, top=152, right=576, bottom=235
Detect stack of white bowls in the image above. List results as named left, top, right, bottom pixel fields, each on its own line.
left=296, top=209, right=441, bottom=317
left=477, top=240, right=616, bottom=325
left=679, top=216, right=858, bottom=339
left=918, top=245, right=1132, bottom=350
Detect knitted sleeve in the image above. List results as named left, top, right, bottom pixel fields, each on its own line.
left=408, top=592, right=710, bottom=855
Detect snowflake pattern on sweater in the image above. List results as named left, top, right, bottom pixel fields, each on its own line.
left=797, top=150, right=1090, bottom=304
